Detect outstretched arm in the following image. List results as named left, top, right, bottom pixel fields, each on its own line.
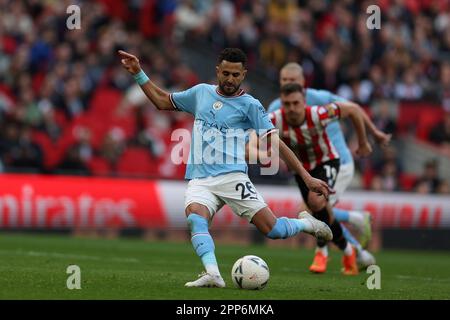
left=264, top=132, right=333, bottom=199
left=360, top=110, right=392, bottom=147
left=334, top=101, right=372, bottom=157
left=118, top=50, right=174, bottom=111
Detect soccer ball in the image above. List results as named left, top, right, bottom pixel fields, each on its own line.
left=357, top=250, right=376, bottom=270
left=231, top=255, right=270, bottom=290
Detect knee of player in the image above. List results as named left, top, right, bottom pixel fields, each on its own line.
left=308, top=195, right=327, bottom=212
left=185, top=203, right=211, bottom=218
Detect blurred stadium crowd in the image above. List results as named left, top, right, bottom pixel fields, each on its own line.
left=0, top=0, right=449, bottom=194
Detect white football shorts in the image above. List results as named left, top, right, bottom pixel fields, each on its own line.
left=184, top=172, right=268, bottom=222
left=329, top=161, right=354, bottom=206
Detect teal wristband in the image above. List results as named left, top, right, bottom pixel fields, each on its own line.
left=133, top=70, right=149, bottom=85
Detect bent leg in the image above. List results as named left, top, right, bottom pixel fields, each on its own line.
left=251, top=207, right=309, bottom=239
left=250, top=207, right=331, bottom=241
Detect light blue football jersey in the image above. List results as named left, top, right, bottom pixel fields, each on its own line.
left=171, top=84, right=275, bottom=180
left=267, top=88, right=353, bottom=165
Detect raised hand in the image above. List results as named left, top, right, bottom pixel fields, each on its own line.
left=118, top=50, right=141, bottom=75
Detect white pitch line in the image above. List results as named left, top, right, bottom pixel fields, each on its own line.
left=394, top=275, right=450, bottom=282
left=280, top=267, right=450, bottom=282
left=0, top=249, right=139, bottom=263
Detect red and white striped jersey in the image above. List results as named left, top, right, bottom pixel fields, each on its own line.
left=270, top=104, right=341, bottom=171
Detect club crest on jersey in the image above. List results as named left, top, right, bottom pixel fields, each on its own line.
left=318, top=104, right=337, bottom=119
left=212, top=101, right=223, bottom=111
left=326, top=104, right=337, bottom=117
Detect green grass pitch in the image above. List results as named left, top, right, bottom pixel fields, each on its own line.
left=0, top=232, right=449, bottom=299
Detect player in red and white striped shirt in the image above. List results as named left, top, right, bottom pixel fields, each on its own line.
left=271, top=83, right=372, bottom=275
left=271, top=98, right=340, bottom=172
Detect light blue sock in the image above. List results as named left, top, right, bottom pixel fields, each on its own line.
left=187, top=213, right=220, bottom=275
left=341, top=224, right=362, bottom=252
left=266, top=217, right=306, bottom=239
left=333, top=208, right=350, bottom=223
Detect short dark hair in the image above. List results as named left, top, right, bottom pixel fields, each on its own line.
left=218, top=48, right=247, bottom=67
left=280, top=83, right=305, bottom=96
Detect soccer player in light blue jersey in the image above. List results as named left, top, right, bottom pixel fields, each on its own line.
left=268, top=63, right=390, bottom=272
left=119, top=48, right=335, bottom=287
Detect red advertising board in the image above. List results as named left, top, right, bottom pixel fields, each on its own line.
left=0, top=174, right=166, bottom=228
left=0, top=174, right=449, bottom=229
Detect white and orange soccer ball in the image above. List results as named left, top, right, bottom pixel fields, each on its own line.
left=231, top=255, right=270, bottom=290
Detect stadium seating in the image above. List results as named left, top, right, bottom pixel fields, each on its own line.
left=415, top=108, right=446, bottom=141
left=0, top=0, right=448, bottom=196
left=87, top=156, right=112, bottom=176
left=116, top=147, right=160, bottom=178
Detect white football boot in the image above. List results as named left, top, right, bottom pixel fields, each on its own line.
left=185, top=272, right=226, bottom=288
left=298, top=211, right=333, bottom=241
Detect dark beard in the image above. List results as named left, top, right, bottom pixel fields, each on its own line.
left=218, top=83, right=240, bottom=96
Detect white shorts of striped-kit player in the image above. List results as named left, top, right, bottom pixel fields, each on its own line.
left=329, top=161, right=355, bottom=207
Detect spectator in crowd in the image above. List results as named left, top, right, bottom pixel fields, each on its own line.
left=57, top=144, right=91, bottom=175
left=370, top=160, right=401, bottom=192
left=373, top=145, right=403, bottom=175
left=372, top=99, right=398, bottom=136
left=12, top=126, right=43, bottom=171
left=57, top=126, right=93, bottom=175
left=337, top=78, right=374, bottom=106
left=436, top=180, right=450, bottom=194
left=395, top=69, right=424, bottom=101
left=0, top=122, right=21, bottom=163
left=98, top=127, right=126, bottom=170
left=174, top=0, right=209, bottom=40
left=0, top=123, right=43, bottom=172
left=413, top=159, right=443, bottom=194
left=365, top=144, right=402, bottom=192
left=39, top=107, right=63, bottom=143
left=438, top=62, right=450, bottom=111
left=428, top=111, right=450, bottom=146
